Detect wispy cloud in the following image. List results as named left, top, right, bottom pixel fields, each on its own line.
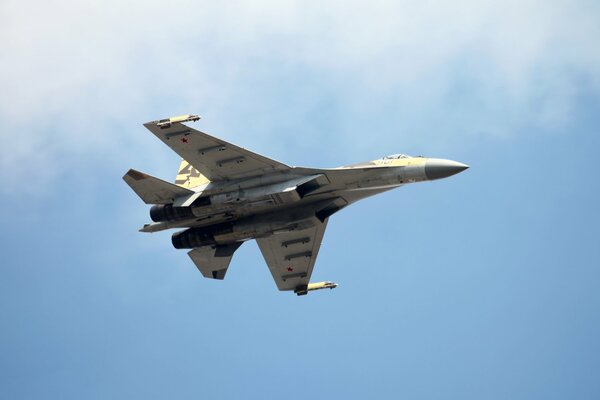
left=1, top=0, right=598, bottom=193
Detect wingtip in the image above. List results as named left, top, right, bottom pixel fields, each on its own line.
left=123, top=169, right=147, bottom=181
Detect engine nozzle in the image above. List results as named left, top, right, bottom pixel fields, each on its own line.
left=150, top=204, right=194, bottom=222
left=171, top=223, right=234, bottom=249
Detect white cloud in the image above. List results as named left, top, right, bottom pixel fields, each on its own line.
left=1, top=0, right=599, bottom=192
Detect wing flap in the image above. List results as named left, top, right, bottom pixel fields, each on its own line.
left=143, top=121, right=291, bottom=182
left=256, top=220, right=328, bottom=291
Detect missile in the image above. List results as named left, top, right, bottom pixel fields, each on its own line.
left=156, top=114, right=201, bottom=129
left=295, top=281, right=338, bottom=295
left=308, top=281, right=338, bottom=291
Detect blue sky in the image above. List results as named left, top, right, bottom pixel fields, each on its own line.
left=2, top=1, right=600, bottom=399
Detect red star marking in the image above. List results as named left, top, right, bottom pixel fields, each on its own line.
left=287, top=266, right=294, bottom=272
left=181, top=137, right=188, bottom=143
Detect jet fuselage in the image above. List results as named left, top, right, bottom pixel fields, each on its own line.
left=143, top=155, right=467, bottom=248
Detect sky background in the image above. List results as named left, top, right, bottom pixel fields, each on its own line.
left=2, top=1, right=600, bottom=399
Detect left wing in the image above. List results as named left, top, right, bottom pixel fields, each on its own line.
left=143, top=119, right=291, bottom=182
left=256, top=220, right=328, bottom=292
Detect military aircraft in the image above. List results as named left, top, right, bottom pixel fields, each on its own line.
left=124, top=114, right=468, bottom=295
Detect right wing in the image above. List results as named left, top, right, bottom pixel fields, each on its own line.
left=143, top=120, right=291, bottom=182
left=188, top=242, right=243, bottom=280
left=256, top=220, right=328, bottom=292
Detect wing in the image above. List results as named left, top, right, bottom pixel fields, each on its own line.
left=256, top=220, right=328, bottom=291
left=143, top=120, right=291, bottom=181
left=188, top=242, right=243, bottom=280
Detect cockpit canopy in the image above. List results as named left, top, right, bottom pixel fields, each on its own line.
left=382, top=154, right=411, bottom=160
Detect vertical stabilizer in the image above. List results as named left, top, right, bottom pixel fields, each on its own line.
left=175, top=159, right=210, bottom=189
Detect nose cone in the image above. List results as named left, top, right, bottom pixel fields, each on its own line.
left=425, top=158, right=469, bottom=180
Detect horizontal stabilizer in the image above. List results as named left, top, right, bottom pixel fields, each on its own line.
left=123, top=169, right=193, bottom=204
left=188, top=242, right=243, bottom=280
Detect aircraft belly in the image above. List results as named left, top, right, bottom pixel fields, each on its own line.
left=178, top=194, right=337, bottom=229
left=211, top=202, right=330, bottom=243
left=149, top=167, right=410, bottom=232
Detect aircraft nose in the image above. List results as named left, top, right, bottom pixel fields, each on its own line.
left=425, top=158, right=469, bottom=180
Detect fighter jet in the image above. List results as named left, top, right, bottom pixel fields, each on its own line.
left=124, top=114, right=468, bottom=295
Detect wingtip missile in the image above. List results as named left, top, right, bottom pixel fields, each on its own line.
left=156, top=114, right=201, bottom=129
left=308, top=281, right=338, bottom=291
left=295, top=281, right=338, bottom=295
